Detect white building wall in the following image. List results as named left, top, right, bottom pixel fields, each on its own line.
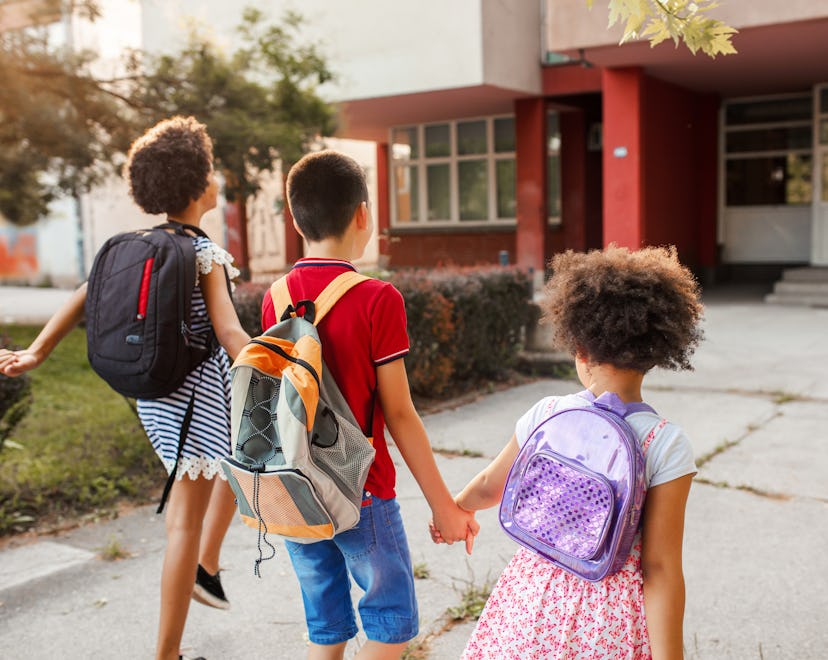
left=481, top=0, right=542, bottom=94
left=140, top=0, right=543, bottom=100
left=543, top=0, right=828, bottom=54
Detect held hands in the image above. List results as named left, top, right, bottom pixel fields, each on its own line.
left=0, top=348, right=40, bottom=378
left=429, top=502, right=479, bottom=555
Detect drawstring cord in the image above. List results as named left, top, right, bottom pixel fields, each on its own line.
left=252, top=471, right=276, bottom=577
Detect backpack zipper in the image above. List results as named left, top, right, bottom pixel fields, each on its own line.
left=136, top=257, right=154, bottom=320
left=250, top=338, right=321, bottom=388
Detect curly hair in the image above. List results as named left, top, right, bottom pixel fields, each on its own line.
left=124, top=116, right=213, bottom=216
left=542, top=245, right=704, bottom=373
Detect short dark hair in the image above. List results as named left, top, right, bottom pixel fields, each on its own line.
left=542, top=245, right=704, bottom=372
left=124, top=116, right=213, bottom=216
left=286, top=150, right=368, bottom=241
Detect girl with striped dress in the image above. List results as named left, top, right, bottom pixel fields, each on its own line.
left=0, top=116, right=250, bottom=660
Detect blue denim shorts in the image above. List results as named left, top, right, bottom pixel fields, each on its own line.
left=284, top=495, right=419, bottom=645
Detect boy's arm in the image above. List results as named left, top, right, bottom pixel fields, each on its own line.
left=0, top=282, right=87, bottom=377
left=377, top=358, right=479, bottom=550
left=640, top=474, right=693, bottom=660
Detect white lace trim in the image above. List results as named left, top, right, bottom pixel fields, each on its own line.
left=162, top=456, right=228, bottom=481
left=196, top=242, right=241, bottom=291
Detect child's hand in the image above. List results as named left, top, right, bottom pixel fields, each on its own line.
left=0, top=349, right=39, bottom=377
left=429, top=518, right=477, bottom=554
left=430, top=504, right=479, bottom=555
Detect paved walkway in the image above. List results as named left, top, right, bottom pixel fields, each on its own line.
left=1, top=285, right=827, bottom=658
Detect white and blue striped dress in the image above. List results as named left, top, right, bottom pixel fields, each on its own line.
left=137, top=236, right=240, bottom=481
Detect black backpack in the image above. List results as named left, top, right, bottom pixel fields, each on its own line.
left=85, top=222, right=215, bottom=400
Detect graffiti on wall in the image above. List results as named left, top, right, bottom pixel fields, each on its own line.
left=0, top=227, right=38, bottom=277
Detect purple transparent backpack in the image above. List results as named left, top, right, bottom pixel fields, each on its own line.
left=499, top=391, right=657, bottom=582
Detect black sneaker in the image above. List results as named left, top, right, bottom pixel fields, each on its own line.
left=192, top=564, right=229, bottom=610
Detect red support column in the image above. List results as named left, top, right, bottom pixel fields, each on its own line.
left=515, top=98, right=547, bottom=278
left=223, top=199, right=249, bottom=279
left=283, top=171, right=303, bottom=266
left=375, top=143, right=391, bottom=268
left=602, top=68, right=644, bottom=248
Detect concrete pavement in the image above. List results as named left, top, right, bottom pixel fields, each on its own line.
left=0, top=285, right=827, bottom=658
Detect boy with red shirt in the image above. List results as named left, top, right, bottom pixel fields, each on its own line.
left=261, top=150, right=478, bottom=659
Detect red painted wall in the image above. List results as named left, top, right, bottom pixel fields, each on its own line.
left=603, top=68, right=719, bottom=269
left=642, top=77, right=706, bottom=265
left=388, top=231, right=516, bottom=268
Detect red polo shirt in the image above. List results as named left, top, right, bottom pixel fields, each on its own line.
left=261, top=258, right=409, bottom=499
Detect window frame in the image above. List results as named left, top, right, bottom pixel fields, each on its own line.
left=389, top=115, right=517, bottom=228
left=723, top=93, right=814, bottom=208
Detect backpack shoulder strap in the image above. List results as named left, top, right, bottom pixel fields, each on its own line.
left=313, top=271, right=371, bottom=325
left=270, top=271, right=370, bottom=326
left=270, top=276, right=293, bottom=322
left=154, top=221, right=210, bottom=240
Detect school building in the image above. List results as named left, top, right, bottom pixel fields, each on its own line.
left=3, top=1, right=828, bottom=298
left=274, top=0, right=827, bottom=293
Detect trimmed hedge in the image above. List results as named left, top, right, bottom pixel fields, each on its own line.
left=232, top=267, right=532, bottom=397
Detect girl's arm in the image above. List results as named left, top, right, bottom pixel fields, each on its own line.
left=640, top=474, right=693, bottom=660
left=377, top=358, right=479, bottom=552
left=454, top=434, right=520, bottom=512
left=0, top=283, right=87, bottom=377
left=200, top=266, right=250, bottom=361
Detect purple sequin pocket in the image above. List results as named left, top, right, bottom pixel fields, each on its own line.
left=511, top=453, right=615, bottom=560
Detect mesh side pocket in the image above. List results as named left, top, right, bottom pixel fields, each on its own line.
left=238, top=373, right=283, bottom=465
left=512, top=454, right=614, bottom=560
left=312, top=408, right=375, bottom=502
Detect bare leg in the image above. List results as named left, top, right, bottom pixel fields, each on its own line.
left=308, top=641, right=347, bottom=660
left=155, top=475, right=214, bottom=660
left=198, top=478, right=237, bottom=574
left=354, top=641, right=407, bottom=660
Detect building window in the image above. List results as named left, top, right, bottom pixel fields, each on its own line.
left=724, top=94, right=813, bottom=206
left=391, top=116, right=516, bottom=226
left=547, top=112, right=562, bottom=224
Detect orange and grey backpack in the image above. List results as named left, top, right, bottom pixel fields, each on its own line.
left=221, top=271, right=376, bottom=575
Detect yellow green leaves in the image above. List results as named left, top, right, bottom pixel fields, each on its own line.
left=590, top=0, right=738, bottom=57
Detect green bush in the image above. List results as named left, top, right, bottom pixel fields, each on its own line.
left=232, top=269, right=532, bottom=397
left=388, top=271, right=456, bottom=395
left=391, top=267, right=532, bottom=396
left=0, top=327, right=160, bottom=536
left=233, top=281, right=270, bottom=336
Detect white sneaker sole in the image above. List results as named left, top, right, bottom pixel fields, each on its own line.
left=192, top=583, right=230, bottom=610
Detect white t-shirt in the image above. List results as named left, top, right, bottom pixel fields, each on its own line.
left=514, top=391, right=697, bottom=489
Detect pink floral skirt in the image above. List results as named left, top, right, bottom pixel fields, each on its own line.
left=462, top=541, right=651, bottom=659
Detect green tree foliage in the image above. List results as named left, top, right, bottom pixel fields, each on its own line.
left=0, top=6, right=135, bottom=225
left=129, top=8, right=335, bottom=204
left=590, top=0, right=738, bottom=57
left=0, top=5, right=334, bottom=226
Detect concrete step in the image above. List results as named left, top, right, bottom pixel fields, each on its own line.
left=765, top=267, right=828, bottom=307
left=764, top=292, right=828, bottom=307
left=779, top=266, right=828, bottom=282
left=771, top=281, right=828, bottom=295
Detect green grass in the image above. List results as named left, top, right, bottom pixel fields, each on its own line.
left=0, top=326, right=163, bottom=537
